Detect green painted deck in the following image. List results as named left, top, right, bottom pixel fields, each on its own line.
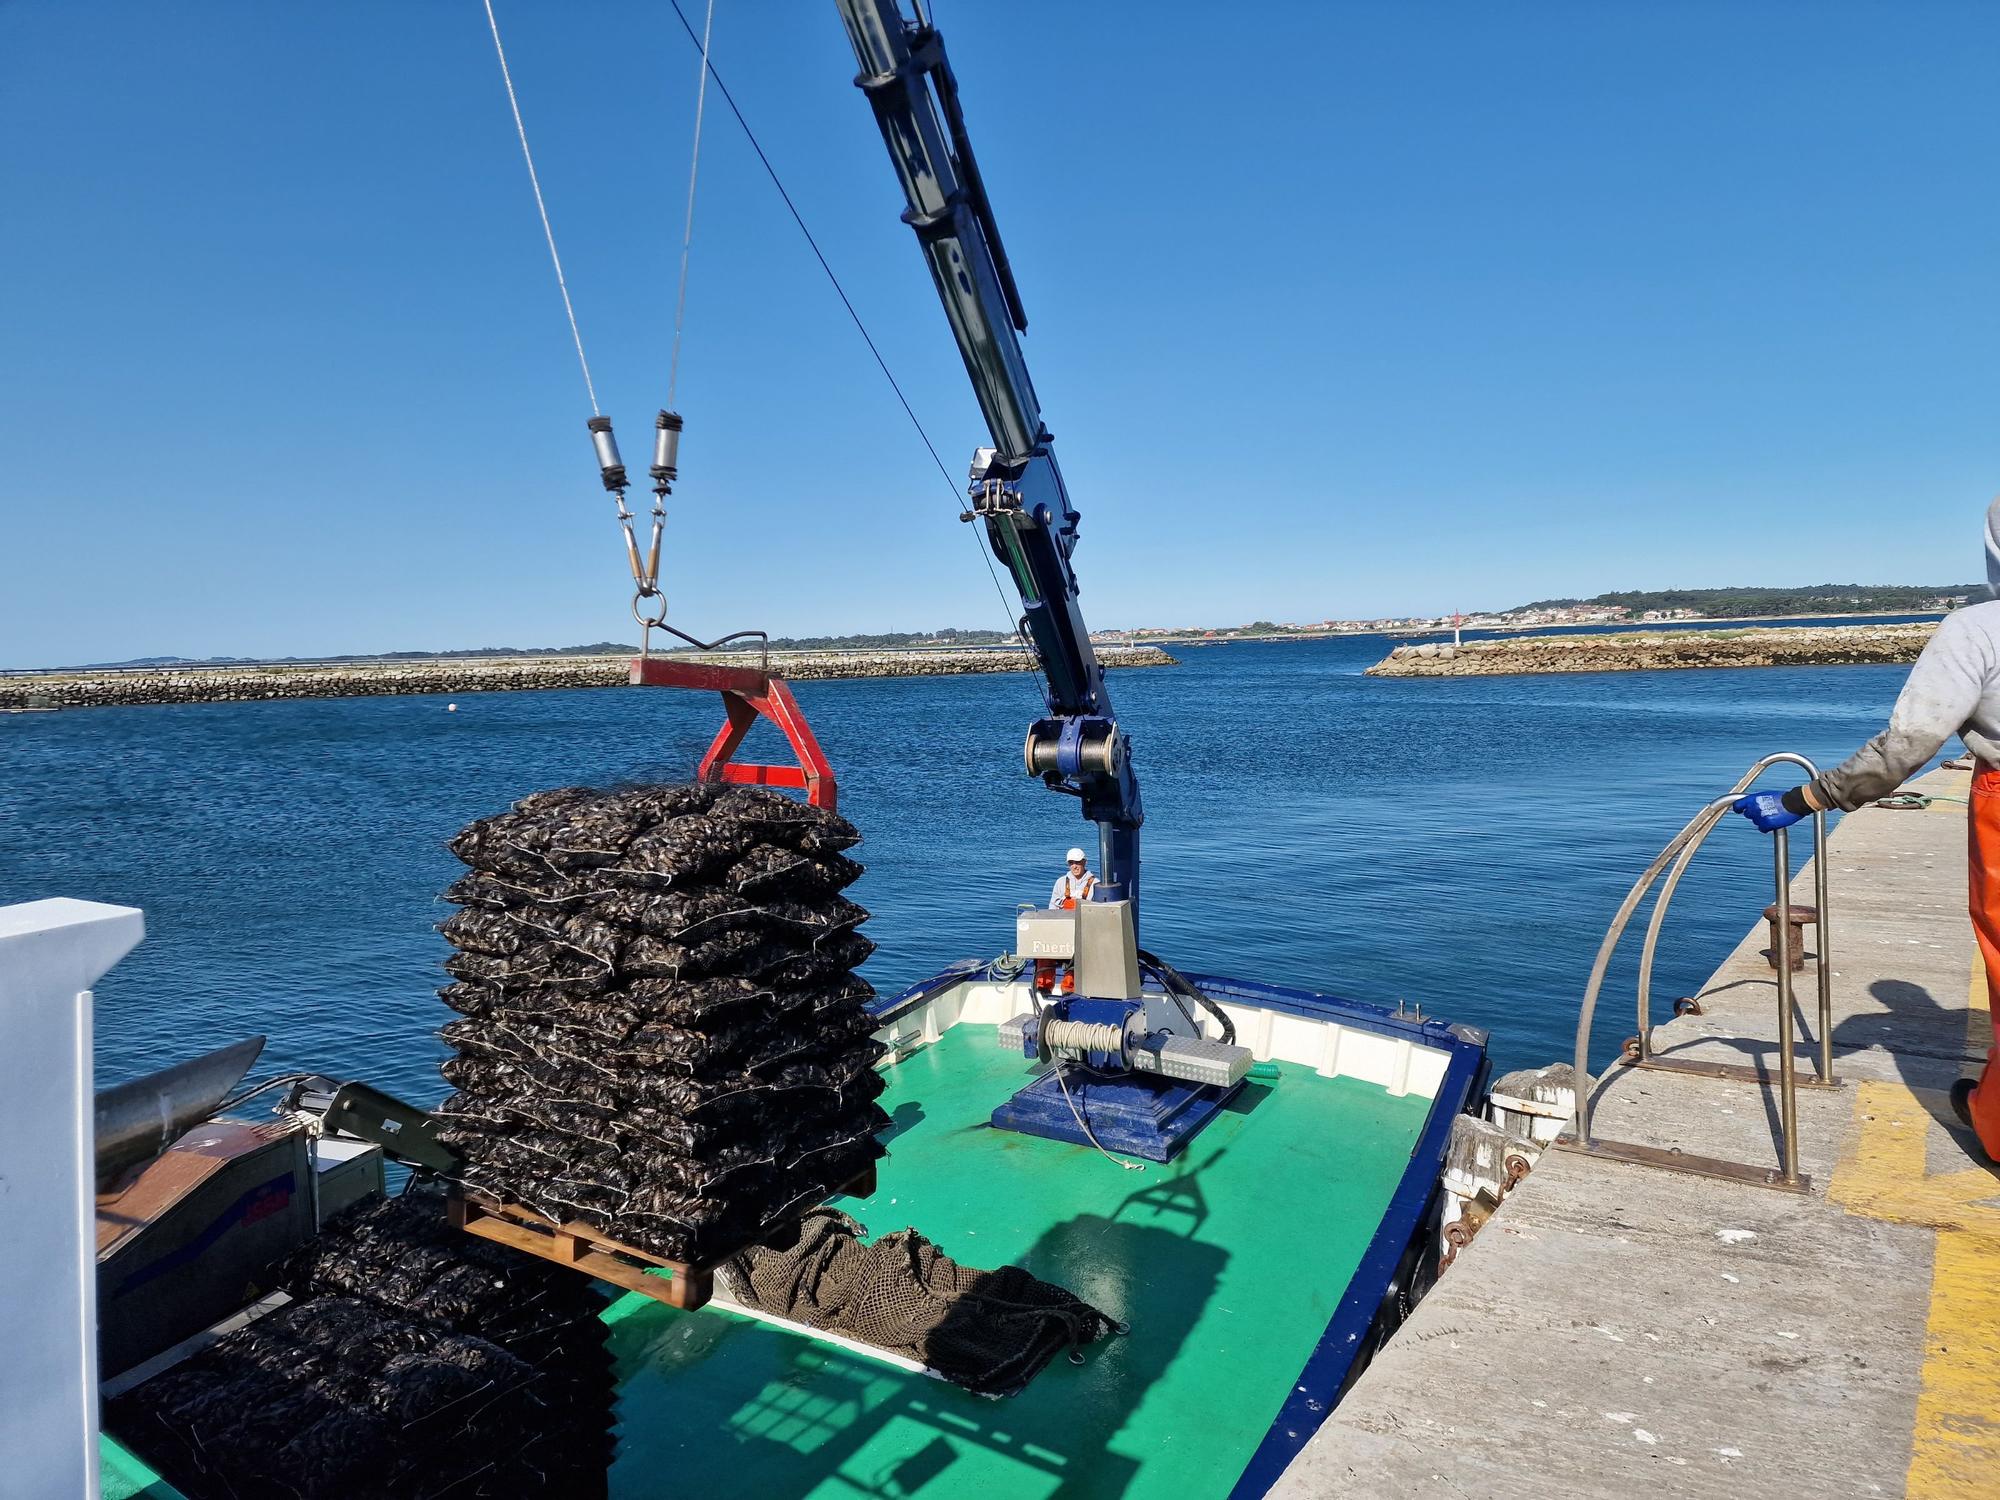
left=100, top=1433, right=179, bottom=1499
left=601, top=1024, right=1433, bottom=1500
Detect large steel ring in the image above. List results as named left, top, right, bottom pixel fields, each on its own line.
left=631, top=590, right=669, bottom=629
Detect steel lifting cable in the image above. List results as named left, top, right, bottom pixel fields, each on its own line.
left=488, top=0, right=1041, bottom=675
left=606, top=0, right=718, bottom=652
left=1054, top=1064, right=1145, bottom=1173
left=1020, top=982, right=1139, bottom=1172
left=482, top=0, right=599, bottom=416
left=667, top=0, right=717, bottom=412
left=660, top=0, right=1045, bottom=685
left=482, top=0, right=693, bottom=654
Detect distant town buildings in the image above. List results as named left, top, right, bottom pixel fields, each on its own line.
left=1089, top=591, right=1990, bottom=644
left=869, top=591, right=1966, bottom=652
left=1091, top=603, right=1699, bottom=643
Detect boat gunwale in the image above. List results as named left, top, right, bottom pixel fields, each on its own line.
left=870, top=960, right=1492, bottom=1498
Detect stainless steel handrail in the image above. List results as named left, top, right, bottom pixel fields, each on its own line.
left=1770, top=819, right=1802, bottom=1179
left=1633, top=753, right=1832, bottom=1082
left=1571, top=795, right=1743, bottom=1145
left=1570, top=754, right=1832, bottom=1186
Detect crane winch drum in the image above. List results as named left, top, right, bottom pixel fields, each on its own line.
left=1024, top=717, right=1124, bottom=781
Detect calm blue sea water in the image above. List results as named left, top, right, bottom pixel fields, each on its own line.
left=0, top=637, right=1933, bottom=1100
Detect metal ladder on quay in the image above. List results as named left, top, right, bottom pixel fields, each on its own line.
left=1561, top=752, right=1842, bottom=1192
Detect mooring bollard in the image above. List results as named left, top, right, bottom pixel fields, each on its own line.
left=1761, top=902, right=1818, bottom=973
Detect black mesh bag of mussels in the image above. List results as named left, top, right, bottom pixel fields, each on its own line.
left=432, top=783, right=890, bottom=1264
left=105, top=1182, right=616, bottom=1500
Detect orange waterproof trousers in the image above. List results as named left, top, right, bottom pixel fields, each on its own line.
left=1963, top=769, right=2000, bottom=1157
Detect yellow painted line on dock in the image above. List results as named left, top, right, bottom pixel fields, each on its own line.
left=1828, top=1080, right=1998, bottom=1232
left=1828, top=954, right=2000, bottom=1497
left=1909, top=1224, right=2000, bottom=1497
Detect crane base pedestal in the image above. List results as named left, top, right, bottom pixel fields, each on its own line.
left=990, top=1071, right=1243, bottom=1164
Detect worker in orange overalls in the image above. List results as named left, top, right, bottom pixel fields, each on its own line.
left=1733, top=497, right=2000, bottom=1161
left=1035, top=847, right=1096, bottom=994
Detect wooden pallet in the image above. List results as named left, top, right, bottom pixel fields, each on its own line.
left=447, top=1164, right=877, bottom=1313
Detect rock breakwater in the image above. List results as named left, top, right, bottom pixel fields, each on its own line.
left=1, top=646, right=1176, bottom=711
left=1366, top=623, right=1935, bottom=678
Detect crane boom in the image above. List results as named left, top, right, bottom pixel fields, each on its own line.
left=834, top=0, right=1144, bottom=909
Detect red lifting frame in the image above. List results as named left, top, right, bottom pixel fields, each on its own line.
left=629, top=657, right=838, bottom=811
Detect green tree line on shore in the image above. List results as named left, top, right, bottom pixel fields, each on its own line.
left=1510, top=585, right=1981, bottom=619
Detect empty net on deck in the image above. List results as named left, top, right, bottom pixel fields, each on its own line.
left=719, top=1207, right=1116, bottom=1396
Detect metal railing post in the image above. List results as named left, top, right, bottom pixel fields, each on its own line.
left=1632, top=803, right=1729, bottom=1063
left=1773, top=826, right=1801, bottom=1184
left=1812, top=807, right=1833, bottom=1083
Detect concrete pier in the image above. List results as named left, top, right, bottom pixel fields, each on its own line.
left=1278, top=763, right=1998, bottom=1498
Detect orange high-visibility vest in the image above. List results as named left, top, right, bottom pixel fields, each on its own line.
left=1055, top=873, right=1096, bottom=907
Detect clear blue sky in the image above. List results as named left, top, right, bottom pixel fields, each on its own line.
left=3, top=2, right=1995, bottom=666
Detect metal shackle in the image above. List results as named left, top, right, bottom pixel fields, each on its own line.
left=587, top=415, right=628, bottom=492
left=651, top=409, right=684, bottom=491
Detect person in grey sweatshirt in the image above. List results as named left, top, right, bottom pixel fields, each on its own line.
left=1733, top=497, right=2000, bottom=1159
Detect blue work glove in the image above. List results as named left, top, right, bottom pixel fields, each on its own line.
left=1733, top=790, right=1807, bottom=832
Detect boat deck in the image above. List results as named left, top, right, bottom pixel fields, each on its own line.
left=1276, top=763, right=2000, bottom=1498
left=603, top=1023, right=1433, bottom=1499
left=100, top=973, right=1474, bottom=1500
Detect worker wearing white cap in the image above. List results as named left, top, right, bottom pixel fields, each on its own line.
left=1050, top=847, right=1097, bottom=908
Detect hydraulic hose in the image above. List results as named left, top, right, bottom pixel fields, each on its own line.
left=1136, top=949, right=1236, bottom=1047
left=217, top=1072, right=329, bottom=1115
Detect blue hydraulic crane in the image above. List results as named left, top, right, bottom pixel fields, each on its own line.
left=833, top=0, right=1145, bottom=915
left=835, top=0, right=1251, bottom=1161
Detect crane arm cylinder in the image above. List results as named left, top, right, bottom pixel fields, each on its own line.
left=835, top=0, right=1041, bottom=461
left=833, top=0, right=1144, bottom=906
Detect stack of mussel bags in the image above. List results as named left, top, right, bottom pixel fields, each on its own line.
left=434, top=783, right=888, bottom=1265
left=107, top=1183, right=615, bottom=1499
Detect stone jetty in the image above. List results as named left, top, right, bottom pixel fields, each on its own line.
left=0, top=646, right=1176, bottom=711
left=1366, top=621, right=1934, bottom=678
